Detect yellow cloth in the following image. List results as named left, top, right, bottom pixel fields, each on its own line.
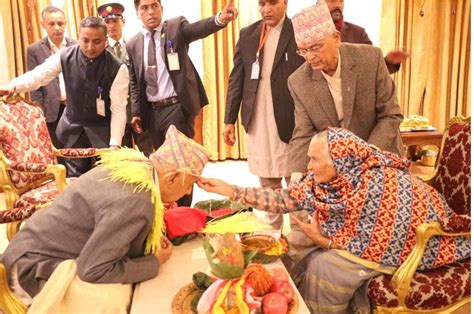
left=28, top=260, right=132, bottom=314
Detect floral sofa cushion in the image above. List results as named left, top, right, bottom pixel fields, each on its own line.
left=0, top=204, right=37, bottom=224
left=368, top=259, right=471, bottom=310
left=0, top=101, right=56, bottom=189
left=13, top=178, right=76, bottom=209
left=433, top=122, right=470, bottom=215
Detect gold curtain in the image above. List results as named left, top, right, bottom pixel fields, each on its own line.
left=380, top=0, right=470, bottom=130
left=199, top=0, right=247, bottom=161
left=2, top=0, right=44, bottom=79
left=63, top=0, right=98, bottom=38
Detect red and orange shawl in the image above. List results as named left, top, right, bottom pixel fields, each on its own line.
left=288, top=128, right=470, bottom=270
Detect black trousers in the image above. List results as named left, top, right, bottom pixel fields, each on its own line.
left=148, top=102, right=195, bottom=206
left=64, top=131, right=99, bottom=178
left=47, top=103, right=66, bottom=165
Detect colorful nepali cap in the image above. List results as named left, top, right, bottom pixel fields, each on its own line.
left=292, top=2, right=336, bottom=46
left=97, top=2, right=124, bottom=20
left=151, top=125, right=210, bottom=176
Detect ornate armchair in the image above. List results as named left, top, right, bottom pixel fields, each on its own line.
left=0, top=96, right=105, bottom=240
left=368, top=116, right=471, bottom=313
left=0, top=263, right=27, bottom=314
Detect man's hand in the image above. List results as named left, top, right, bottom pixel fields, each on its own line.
left=197, top=177, right=234, bottom=198
left=0, top=85, right=14, bottom=97
left=131, top=116, right=143, bottom=134
left=385, top=49, right=410, bottom=65
left=223, top=124, right=236, bottom=146
left=154, top=237, right=173, bottom=265
left=219, top=0, right=238, bottom=23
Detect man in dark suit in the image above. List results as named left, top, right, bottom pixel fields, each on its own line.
left=98, top=2, right=154, bottom=156
left=223, top=0, right=304, bottom=228
left=126, top=0, right=238, bottom=206
left=26, top=6, right=76, bottom=149
left=323, top=0, right=409, bottom=74
left=1, top=17, right=129, bottom=177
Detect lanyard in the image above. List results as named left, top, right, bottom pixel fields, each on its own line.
left=256, top=21, right=271, bottom=59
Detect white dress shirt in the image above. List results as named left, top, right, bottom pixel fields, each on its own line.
left=142, top=25, right=177, bottom=102
left=47, top=37, right=67, bottom=102
left=8, top=52, right=129, bottom=147
left=142, top=14, right=225, bottom=102
left=321, top=50, right=343, bottom=127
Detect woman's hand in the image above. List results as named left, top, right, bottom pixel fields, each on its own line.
left=292, top=211, right=322, bottom=243
left=197, top=177, right=235, bottom=198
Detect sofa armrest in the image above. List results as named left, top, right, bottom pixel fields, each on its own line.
left=390, top=222, right=470, bottom=308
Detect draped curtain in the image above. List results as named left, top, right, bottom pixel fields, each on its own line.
left=199, top=0, right=259, bottom=161
left=63, top=0, right=98, bottom=38
left=1, top=0, right=98, bottom=81
left=380, top=0, right=470, bottom=130
left=2, top=0, right=44, bottom=79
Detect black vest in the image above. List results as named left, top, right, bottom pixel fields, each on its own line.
left=61, top=46, right=121, bottom=125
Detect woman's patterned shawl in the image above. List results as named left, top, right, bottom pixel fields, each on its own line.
left=288, top=128, right=470, bottom=269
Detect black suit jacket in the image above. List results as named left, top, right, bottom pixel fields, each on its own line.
left=126, top=16, right=224, bottom=131
left=26, top=37, right=77, bottom=122
left=224, top=17, right=304, bottom=143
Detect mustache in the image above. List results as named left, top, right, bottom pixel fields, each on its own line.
left=330, top=8, right=342, bottom=14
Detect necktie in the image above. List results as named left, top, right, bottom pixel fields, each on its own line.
left=145, top=30, right=159, bottom=96
left=114, top=41, right=122, bottom=59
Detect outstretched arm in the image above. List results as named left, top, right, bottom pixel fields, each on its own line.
left=197, top=178, right=302, bottom=214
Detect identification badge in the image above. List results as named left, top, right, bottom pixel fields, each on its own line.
left=167, top=52, right=180, bottom=71
left=96, top=98, right=105, bottom=117
left=251, top=61, right=260, bottom=80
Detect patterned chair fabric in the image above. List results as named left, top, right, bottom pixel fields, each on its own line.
left=432, top=121, right=471, bottom=215
left=368, top=259, right=471, bottom=309
left=0, top=204, right=37, bottom=224
left=0, top=100, right=56, bottom=189
left=368, top=117, right=471, bottom=311
left=13, top=178, right=76, bottom=209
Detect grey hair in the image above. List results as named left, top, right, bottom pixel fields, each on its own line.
left=311, top=130, right=329, bottom=143
left=79, top=17, right=107, bottom=36
left=41, top=5, right=65, bottom=19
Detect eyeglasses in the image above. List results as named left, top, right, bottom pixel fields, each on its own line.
left=296, top=43, right=324, bottom=57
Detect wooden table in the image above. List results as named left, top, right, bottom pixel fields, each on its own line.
left=401, top=130, right=443, bottom=160
left=401, top=130, right=443, bottom=148
left=130, top=237, right=310, bottom=313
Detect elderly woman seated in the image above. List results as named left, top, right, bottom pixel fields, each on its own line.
left=198, top=127, right=470, bottom=314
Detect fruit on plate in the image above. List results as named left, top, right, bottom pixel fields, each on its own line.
left=269, top=268, right=289, bottom=282
left=244, top=263, right=273, bottom=297
left=270, top=280, right=294, bottom=304
left=262, top=292, right=288, bottom=314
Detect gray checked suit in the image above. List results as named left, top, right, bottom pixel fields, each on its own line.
left=288, top=43, right=404, bottom=173
left=0, top=166, right=158, bottom=297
